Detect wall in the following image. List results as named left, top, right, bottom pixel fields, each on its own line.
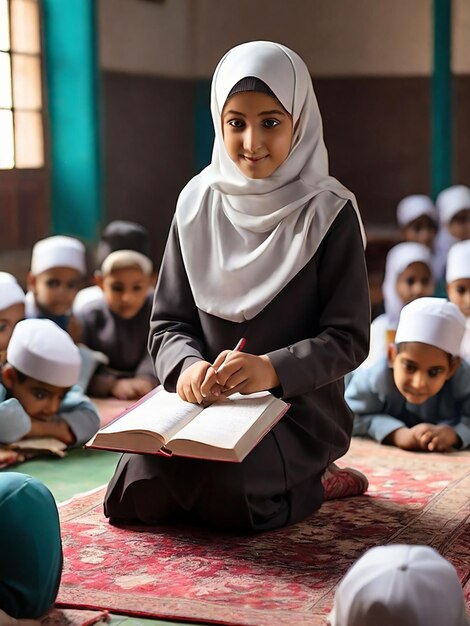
left=97, top=0, right=468, bottom=266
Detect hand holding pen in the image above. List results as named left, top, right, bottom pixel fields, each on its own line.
left=213, top=338, right=280, bottom=397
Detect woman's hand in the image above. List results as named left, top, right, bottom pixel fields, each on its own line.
left=176, top=361, right=223, bottom=404
left=214, top=351, right=280, bottom=396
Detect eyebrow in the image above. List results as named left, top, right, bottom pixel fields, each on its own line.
left=402, top=358, right=444, bottom=369
left=32, top=387, right=52, bottom=396
left=223, top=109, right=287, bottom=118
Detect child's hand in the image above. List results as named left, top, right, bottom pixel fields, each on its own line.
left=415, top=424, right=458, bottom=452
left=214, top=351, right=280, bottom=396
left=177, top=361, right=223, bottom=404
left=111, top=378, right=153, bottom=400
left=384, top=427, right=421, bottom=450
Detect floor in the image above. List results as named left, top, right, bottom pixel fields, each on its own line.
left=2, top=447, right=207, bottom=626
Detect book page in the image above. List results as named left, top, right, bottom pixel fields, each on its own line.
left=170, top=392, right=277, bottom=449
left=99, top=389, right=203, bottom=443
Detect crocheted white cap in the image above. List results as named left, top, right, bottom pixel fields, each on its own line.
left=7, top=318, right=81, bottom=387
left=446, top=240, right=470, bottom=283
left=31, top=236, right=86, bottom=276
left=436, top=185, right=470, bottom=225
left=328, top=544, right=469, bottom=626
left=0, top=273, right=25, bottom=310
left=396, top=195, right=437, bottom=227
left=395, top=297, right=465, bottom=356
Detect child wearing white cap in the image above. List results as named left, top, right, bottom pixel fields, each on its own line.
left=433, top=185, right=470, bottom=291
left=396, top=194, right=438, bottom=250
left=26, top=235, right=86, bottom=342
left=77, top=250, right=158, bottom=400
left=446, top=240, right=470, bottom=359
left=0, top=273, right=25, bottom=366
left=347, top=297, right=470, bottom=452
left=0, top=319, right=99, bottom=447
left=328, top=544, right=469, bottom=626
left=359, top=242, right=434, bottom=370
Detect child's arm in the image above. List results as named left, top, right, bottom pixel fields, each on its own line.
left=345, top=366, right=409, bottom=444
left=56, top=385, right=100, bottom=446
left=0, top=398, right=32, bottom=444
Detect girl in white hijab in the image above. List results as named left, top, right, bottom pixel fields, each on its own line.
left=360, top=242, right=434, bottom=370
left=105, top=41, right=371, bottom=531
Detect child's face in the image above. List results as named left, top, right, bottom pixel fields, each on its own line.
left=389, top=342, right=459, bottom=405
left=401, top=215, right=437, bottom=248
left=97, top=267, right=151, bottom=319
left=447, top=278, right=470, bottom=318
left=221, top=91, right=293, bottom=179
left=0, top=302, right=25, bottom=357
left=447, top=209, right=470, bottom=240
left=29, top=267, right=82, bottom=316
left=395, top=261, right=433, bottom=305
left=2, top=366, right=68, bottom=420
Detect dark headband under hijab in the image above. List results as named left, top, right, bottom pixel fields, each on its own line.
left=227, top=76, right=276, bottom=101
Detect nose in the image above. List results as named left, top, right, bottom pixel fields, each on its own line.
left=411, top=370, right=427, bottom=392
left=243, top=126, right=262, bottom=153
left=413, top=281, right=428, bottom=297
left=44, top=396, right=61, bottom=416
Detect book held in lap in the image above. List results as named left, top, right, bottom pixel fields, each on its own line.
left=86, top=388, right=289, bottom=462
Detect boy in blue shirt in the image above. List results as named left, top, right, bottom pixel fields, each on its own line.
left=346, top=297, right=470, bottom=452
left=0, top=319, right=99, bottom=447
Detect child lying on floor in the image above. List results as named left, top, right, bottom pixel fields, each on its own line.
left=346, top=297, right=470, bottom=452
left=0, top=319, right=99, bottom=448
left=328, top=544, right=469, bottom=626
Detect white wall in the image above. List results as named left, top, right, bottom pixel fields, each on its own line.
left=453, top=0, right=470, bottom=74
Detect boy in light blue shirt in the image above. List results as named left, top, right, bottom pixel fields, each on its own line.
left=346, top=298, right=470, bottom=452
left=0, top=319, right=99, bottom=447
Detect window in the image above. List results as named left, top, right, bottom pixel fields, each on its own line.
left=0, top=0, right=44, bottom=169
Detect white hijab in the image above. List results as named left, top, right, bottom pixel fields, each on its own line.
left=382, top=242, right=433, bottom=327
left=176, top=41, right=365, bottom=322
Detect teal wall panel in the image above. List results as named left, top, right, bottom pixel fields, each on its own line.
left=42, top=0, right=102, bottom=240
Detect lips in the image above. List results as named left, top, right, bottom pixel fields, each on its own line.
left=242, top=155, right=267, bottom=162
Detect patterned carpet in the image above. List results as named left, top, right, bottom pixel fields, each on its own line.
left=56, top=438, right=470, bottom=625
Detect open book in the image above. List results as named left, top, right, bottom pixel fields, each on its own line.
left=8, top=437, right=68, bottom=458
left=86, top=388, right=289, bottom=462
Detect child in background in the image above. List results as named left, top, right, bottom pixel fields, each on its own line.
left=26, top=235, right=86, bottom=342
left=396, top=194, right=438, bottom=250
left=328, top=544, right=469, bottom=626
left=0, top=319, right=100, bottom=447
left=347, top=297, right=470, bottom=452
left=0, top=473, right=62, bottom=620
left=77, top=250, right=158, bottom=399
left=0, top=272, right=25, bottom=365
left=73, top=220, right=155, bottom=314
left=433, top=184, right=470, bottom=293
left=360, top=242, right=433, bottom=369
left=105, top=41, right=370, bottom=531
left=446, top=240, right=470, bottom=358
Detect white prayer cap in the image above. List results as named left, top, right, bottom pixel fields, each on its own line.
left=100, top=250, right=153, bottom=276
left=395, top=297, right=465, bottom=356
left=328, top=545, right=469, bottom=626
left=446, top=240, right=470, bottom=283
left=31, top=236, right=86, bottom=276
left=0, top=273, right=25, bottom=310
left=396, top=195, right=437, bottom=227
left=7, top=319, right=81, bottom=387
left=436, top=185, right=470, bottom=225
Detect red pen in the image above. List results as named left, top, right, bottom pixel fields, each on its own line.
left=232, top=337, right=246, bottom=353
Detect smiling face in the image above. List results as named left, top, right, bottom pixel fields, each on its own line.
left=447, top=278, right=470, bottom=318
left=97, top=266, right=151, bottom=319
left=221, top=91, right=294, bottom=179
left=389, top=342, right=459, bottom=404
left=29, top=267, right=82, bottom=316
left=2, top=365, right=68, bottom=420
left=395, top=261, right=433, bottom=306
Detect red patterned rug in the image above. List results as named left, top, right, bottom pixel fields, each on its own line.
left=56, top=439, right=470, bottom=625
